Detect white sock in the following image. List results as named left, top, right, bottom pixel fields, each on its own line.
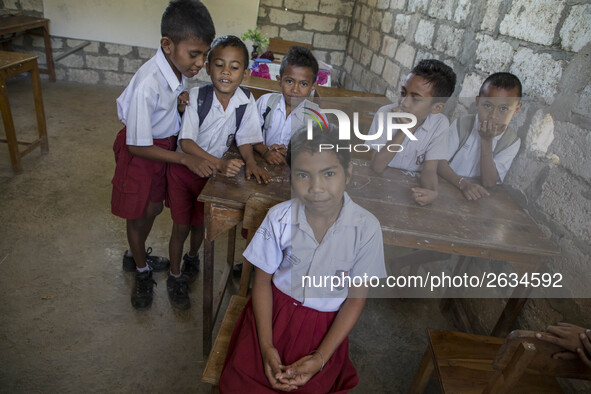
left=170, top=271, right=182, bottom=278
left=137, top=265, right=150, bottom=273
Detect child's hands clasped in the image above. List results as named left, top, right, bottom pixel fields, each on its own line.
left=478, top=119, right=506, bottom=141
left=412, top=187, right=437, bottom=206
left=262, top=346, right=297, bottom=391
left=280, top=353, right=324, bottom=388
left=245, top=160, right=271, bottom=184
left=264, top=144, right=287, bottom=165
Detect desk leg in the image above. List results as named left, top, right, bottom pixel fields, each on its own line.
left=42, top=22, right=56, bottom=82
left=0, top=78, right=22, bottom=173
left=31, top=63, right=48, bottom=153
left=203, top=236, right=215, bottom=357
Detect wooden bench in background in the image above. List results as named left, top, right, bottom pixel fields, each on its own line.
left=267, top=37, right=311, bottom=56
left=409, top=328, right=591, bottom=393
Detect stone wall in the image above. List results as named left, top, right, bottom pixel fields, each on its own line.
left=256, top=0, right=356, bottom=83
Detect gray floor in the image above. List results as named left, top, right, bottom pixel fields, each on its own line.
left=0, top=78, right=456, bottom=393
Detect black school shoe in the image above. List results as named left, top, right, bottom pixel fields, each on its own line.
left=181, top=253, right=200, bottom=283
left=122, top=247, right=170, bottom=272
left=131, top=270, right=157, bottom=310
left=167, top=275, right=190, bottom=310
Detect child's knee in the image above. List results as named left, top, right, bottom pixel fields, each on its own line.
left=147, top=201, right=164, bottom=217
left=172, top=222, right=191, bottom=239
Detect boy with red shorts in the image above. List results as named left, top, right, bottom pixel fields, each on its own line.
left=111, top=0, right=215, bottom=310
left=166, top=35, right=269, bottom=309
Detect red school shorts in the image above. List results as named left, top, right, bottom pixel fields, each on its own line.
left=111, top=127, right=177, bottom=220
left=166, top=162, right=209, bottom=226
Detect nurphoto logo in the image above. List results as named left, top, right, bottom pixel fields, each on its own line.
left=306, top=109, right=418, bottom=153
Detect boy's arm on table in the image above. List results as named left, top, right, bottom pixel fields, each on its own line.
left=437, top=160, right=489, bottom=201
left=536, top=322, right=591, bottom=367
left=370, top=130, right=406, bottom=174
left=238, top=144, right=271, bottom=184
left=479, top=137, right=500, bottom=187
left=412, top=160, right=439, bottom=206
left=127, top=144, right=212, bottom=177
left=280, top=286, right=368, bottom=388
left=254, top=142, right=287, bottom=165
left=252, top=267, right=297, bottom=391
left=177, top=139, right=224, bottom=177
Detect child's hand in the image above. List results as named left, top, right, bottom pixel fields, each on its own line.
left=182, top=155, right=216, bottom=177
left=245, top=161, right=271, bottom=184
left=280, top=353, right=323, bottom=387
left=536, top=322, right=590, bottom=358
left=459, top=180, right=490, bottom=200
left=412, top=187, right=437, bottom=206
left=177, top=91, right=190, bottom=114
left=264, top=144, right=287, bottom=165
left=478, top=119, right=506, bottom=141
left=261, top=346, right=296, bottom=391
left=218, top=158, right=244, bottom=177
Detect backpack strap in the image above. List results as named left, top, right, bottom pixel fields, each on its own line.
left=493, top=127, right=520, bottom=156
left=449, top=115, right=476, bottom=163
left=197, top=84, right=214, bottom=127
left=235, top=86, right=252, bottom=133
left=262, top=93, right=283, bottom=131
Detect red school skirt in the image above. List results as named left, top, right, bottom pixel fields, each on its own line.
left=219, top=285, right=359, bottom=393
left=110, top=127, right=177, bottom=220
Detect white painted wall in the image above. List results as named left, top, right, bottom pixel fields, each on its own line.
left=43, top=0, right=260, bottom=48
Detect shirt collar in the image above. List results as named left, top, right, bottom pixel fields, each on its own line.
left=212, top=86, right=251, bottom=111
left=155, top=47, right=185, bottom=92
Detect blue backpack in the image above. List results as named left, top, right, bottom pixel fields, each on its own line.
left=196, top=84, right=252, bottom=147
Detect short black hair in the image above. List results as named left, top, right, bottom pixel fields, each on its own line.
left=287, top=123, right=350, bottom=172
left=479, top=72, right=523, bottom=98
left=280, top=46, right=319, bottom=82
left=161, top=0, right=215, bottom=44
left=411, top=59, right=457, bottom=100
left=207, top=35, right=249, bottom=68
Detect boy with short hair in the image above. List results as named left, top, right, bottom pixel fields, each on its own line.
left=370, top=59, right=456, bottom=206
left=253, top=45, right=319, bottom=165
left=438, top=72, right=522, bottom=200
left=166, top=35, right=269, bottom=309
left=111, top=0, right=215, bottom=310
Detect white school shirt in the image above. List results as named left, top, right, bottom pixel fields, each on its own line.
left=256, top=93, right=313, bottom=146
left=177, top=86, right=263, bottom=158
left=243, top=193, right=386, bottom=312
left=447, top=115, right=521, bottom=182
left=370, top=104, right=449, bottom=172
left=117, top=47, right=185, bottom=146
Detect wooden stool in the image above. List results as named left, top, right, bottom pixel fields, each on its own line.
left=0, top=51, right=48, bottom=174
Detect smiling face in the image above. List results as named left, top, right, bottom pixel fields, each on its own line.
left=397, top=73, right=444, bottom=129
left=277, top=65, right=317, bottom=109
left=476, top=84, right=522, bottom=133
left=291, top=150, right=351, bottom=218
left=206, top=45, right=248, bottom=100
left=161, top=36, right=210, bottom=81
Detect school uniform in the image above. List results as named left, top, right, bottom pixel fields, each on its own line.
left=257, top=93, right=318, bottom=147
left=220, top=193, right=386, bottom=393
left=369, top=104, right=449, bottom=172
left=111, top=47, right=185, bottom=219
left=167, top=86, right=262, bottom=226
left=447, top=115, right=521, bottom=182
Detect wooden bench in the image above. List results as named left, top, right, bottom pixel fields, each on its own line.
left=201, top=194, right=281, bottom=390
left=409, top=328, right=591, bottom=393
left=267, top=37, right=311, bottom=56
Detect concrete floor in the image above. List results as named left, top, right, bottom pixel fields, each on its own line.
left=0, top=78, right=458, bottom=393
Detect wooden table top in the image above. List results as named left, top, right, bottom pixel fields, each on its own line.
left=0, top=15, right=49, bottom=34
left=199, top=159, right=559, bottom=264
left=0, top=50, right=38, bottom=69
left=242, top=75, right=387, bottom=98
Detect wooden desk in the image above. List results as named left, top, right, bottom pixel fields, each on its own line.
left=0, top=51, right=48, bottom=173
left=198, top=159, right=559, bottom=356
left=0, top=15, right=56, bottom=82
left=242, top=75, right=386, bottom=100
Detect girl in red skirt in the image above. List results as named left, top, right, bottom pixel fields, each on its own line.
left=220, top=126, right=386, bottom=393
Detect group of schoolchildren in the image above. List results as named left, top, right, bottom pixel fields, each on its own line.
left=110, top=0, right=524, bottom=391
